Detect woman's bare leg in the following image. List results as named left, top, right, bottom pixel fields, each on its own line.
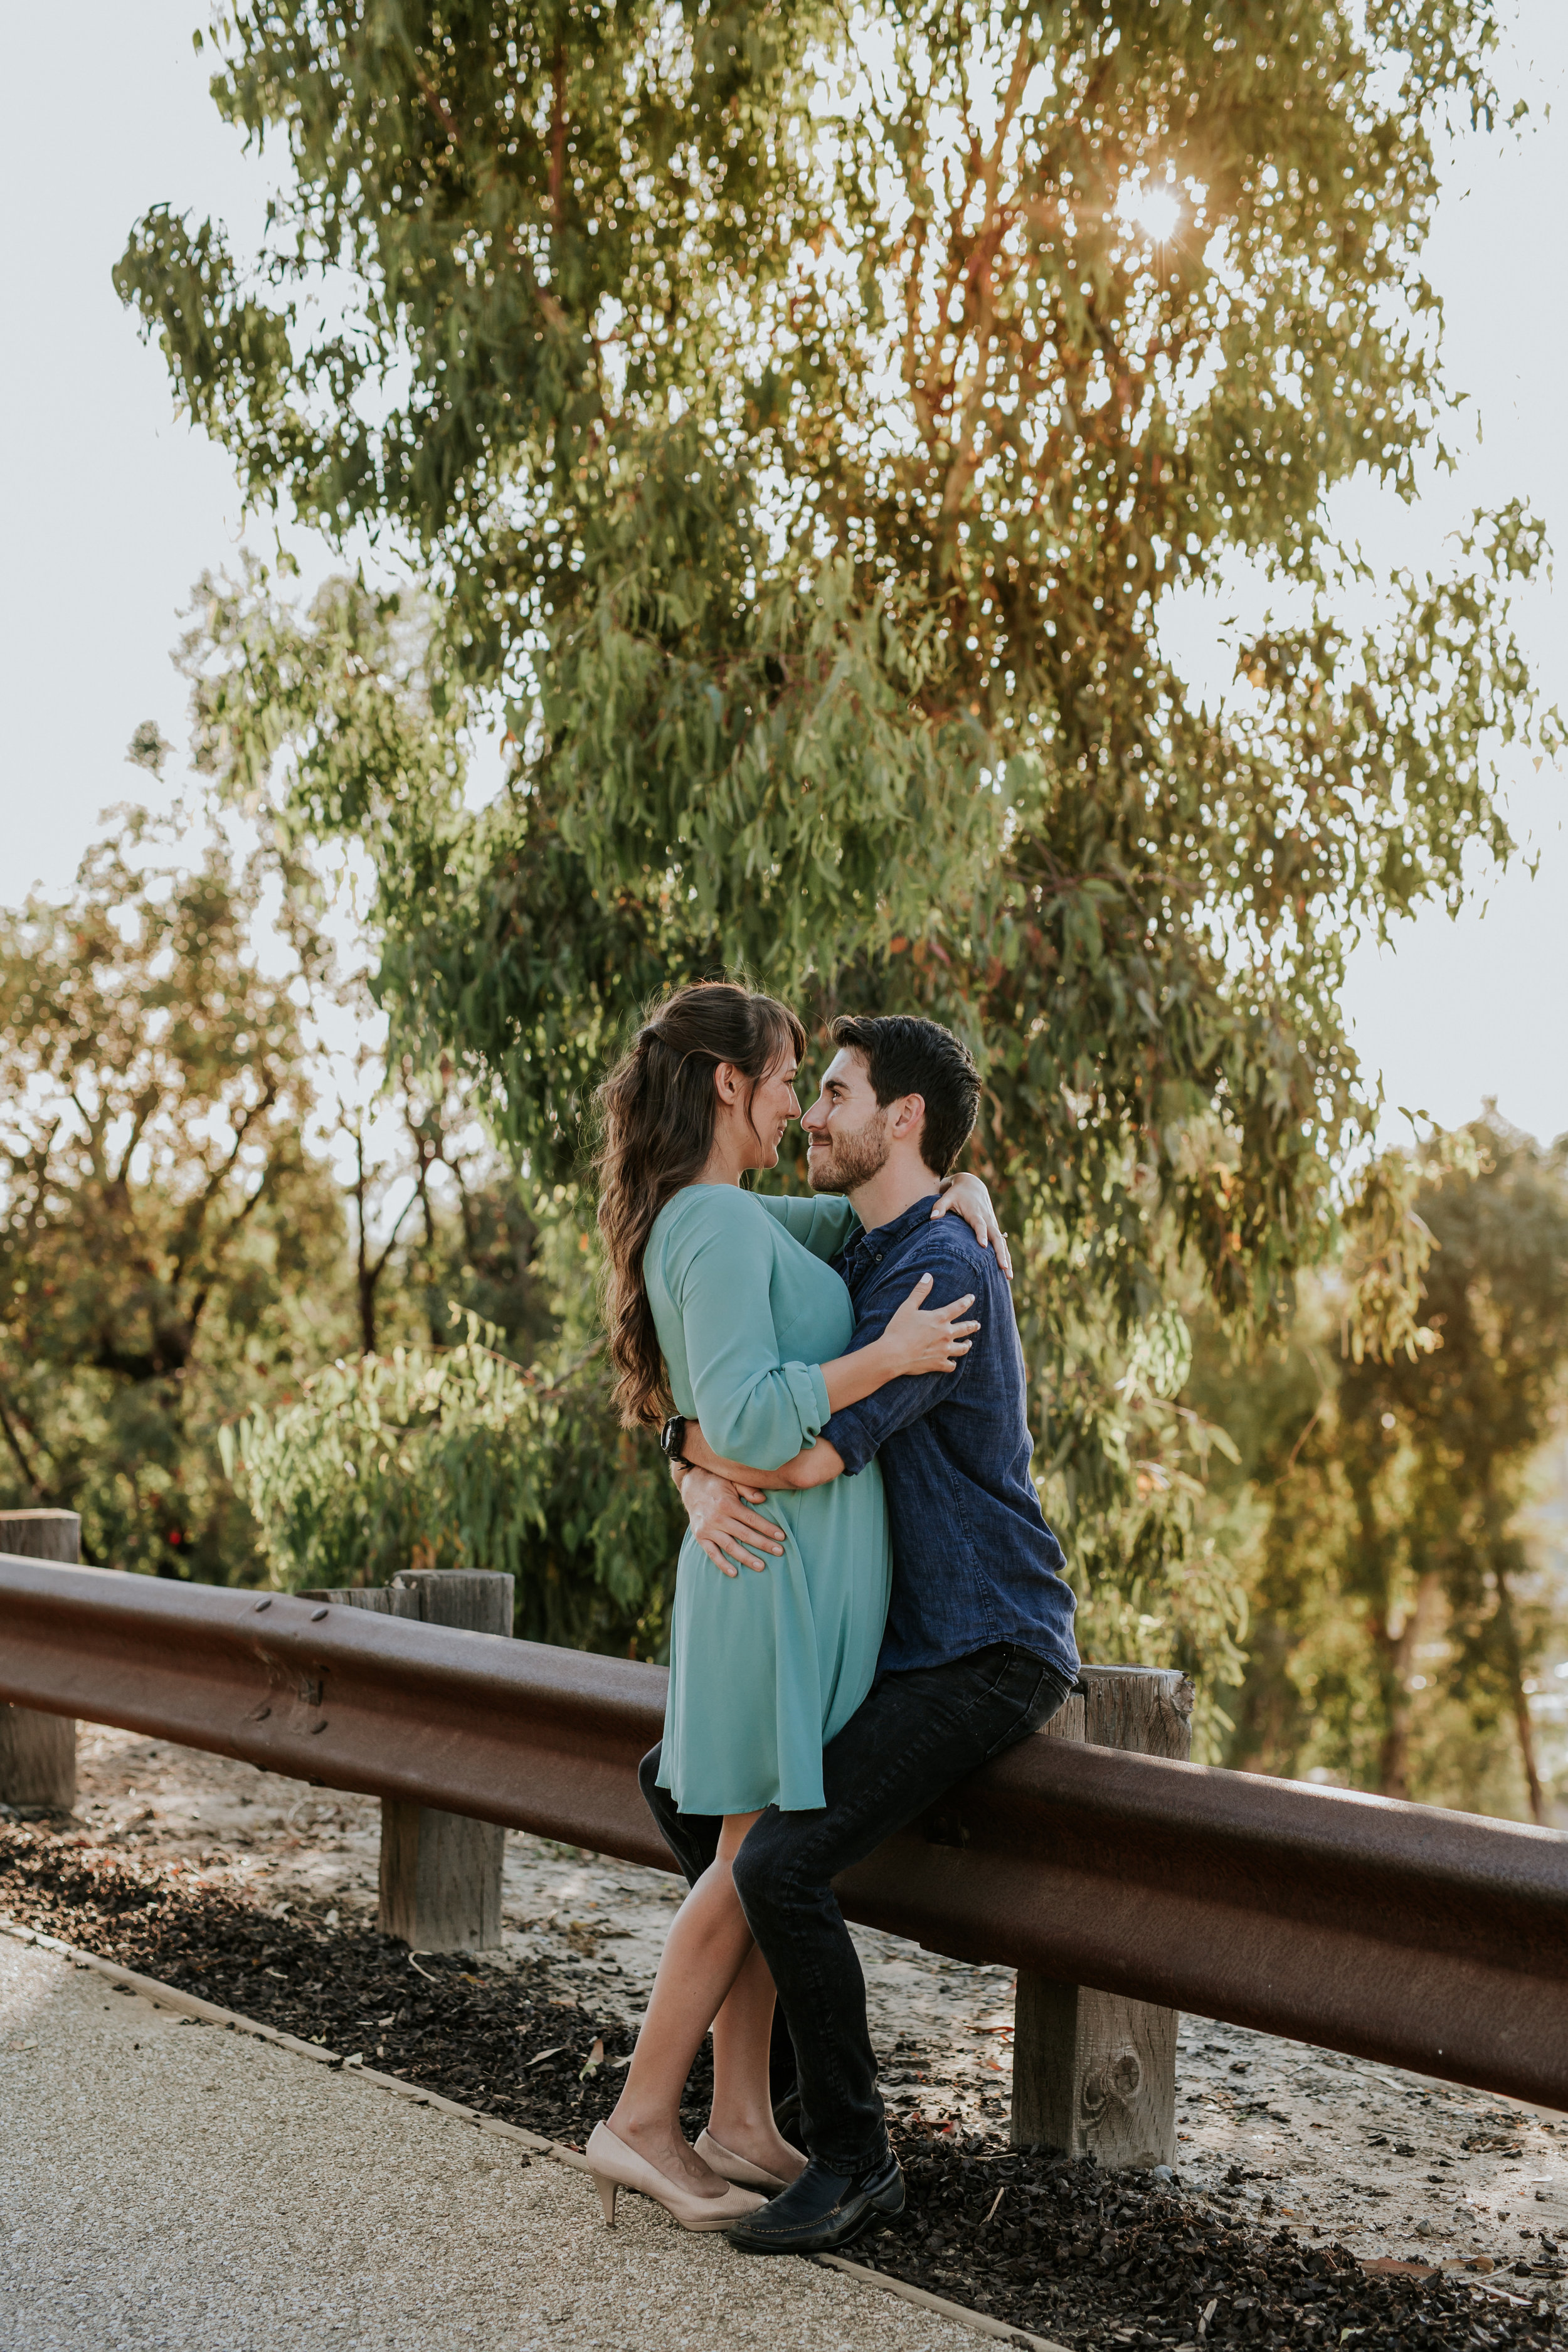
left=605, top=1811, right=761, bottom=2195
left=707, top=1940, right=807, bottom=2181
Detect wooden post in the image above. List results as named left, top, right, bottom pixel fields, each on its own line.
left=0, top=1510, right=82, bottom=1810
left=1010, top=1663, right=1194, bottom=2170
left=302, top=1569, right=514, bottom=1952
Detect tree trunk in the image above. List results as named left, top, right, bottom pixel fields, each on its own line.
left=1374, top=1571, right=1441, bottom=1801
left=1493, top=1569, right=1546, bottom=1827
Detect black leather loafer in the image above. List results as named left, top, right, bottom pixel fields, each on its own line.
left=724, top=2152, right=904, bottom=2255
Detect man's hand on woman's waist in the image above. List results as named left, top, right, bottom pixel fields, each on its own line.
left=679, top=1465, right=785, bottom=1577
left=677, top=1421, right=849, bottom=1576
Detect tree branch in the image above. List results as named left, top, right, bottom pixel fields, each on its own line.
left=0, top=1376, right=46, bottom=1498
left=111, top=1086, right=163, bottom=1190
left=938, top=21, right=1034, bottom=529
left=549, top=41, right=568, bottom=231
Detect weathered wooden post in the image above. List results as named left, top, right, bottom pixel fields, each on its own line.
left=1011, top=1663, right=1194, bottom=2169
left=304, top=1568, right=514, bottom=1951
left=0, top=1510, right=82, bottom=1809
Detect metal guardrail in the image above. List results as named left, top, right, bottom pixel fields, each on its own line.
left=3, top=1553, right=1566, bottom=2112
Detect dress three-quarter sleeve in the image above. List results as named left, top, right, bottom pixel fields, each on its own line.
left=662, top=1189, right=830, bottom=1470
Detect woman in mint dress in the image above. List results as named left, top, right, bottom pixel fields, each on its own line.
left=648, top=1179, right=887, bottom=1816
left=585, top=981, right=992, bottom=2234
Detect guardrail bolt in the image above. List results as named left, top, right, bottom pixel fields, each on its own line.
left=299, top=1569, right=515, bottom=1952
left=1010, top=1664, right=1194, bottom=2172
left=0, top=1512, right=82, bottom=1809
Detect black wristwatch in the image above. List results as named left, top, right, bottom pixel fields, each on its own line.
left=660, top=1413, right=691, bottom=1471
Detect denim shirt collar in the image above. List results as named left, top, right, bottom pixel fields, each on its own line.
left=837, top=1192, right=944, bottom=1286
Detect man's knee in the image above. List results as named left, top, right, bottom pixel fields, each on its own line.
left=639, top=1743, right=721, bottom=1887
left=733, top=1808, right=807, bottom=1926
left=637, top=1742, right=668, bottom=1814
left=638, top=1742, right=684, bottom=1857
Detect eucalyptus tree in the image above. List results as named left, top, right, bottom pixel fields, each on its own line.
left=0, top=812, right=343, bottom=1577
left=1334, top=1126, right=1568, bottom=1821
left=119, top=3, right=1558, bottom=1720
left=1189, top=1123, right=1568, bottom=1820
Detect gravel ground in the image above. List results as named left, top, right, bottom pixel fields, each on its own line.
left=3, top=1724, right=1564, bottom=2350
left=0, top=1932, right=978, bottom=2352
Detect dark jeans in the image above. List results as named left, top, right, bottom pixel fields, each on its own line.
left=638, top=1643, right=1072, bottom=2176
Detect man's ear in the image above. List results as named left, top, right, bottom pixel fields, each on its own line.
left=890, top=1091, right=926, bottom=1145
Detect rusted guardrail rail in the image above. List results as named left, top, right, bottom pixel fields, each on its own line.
left=3, top=1553, right=1565, bottom=2158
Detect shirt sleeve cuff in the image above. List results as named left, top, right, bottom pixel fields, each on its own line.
left=820, top=1405, right=876, bottom=1475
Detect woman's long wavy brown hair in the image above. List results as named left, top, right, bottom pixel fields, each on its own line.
left=595, top=981, right=807, bottom=1429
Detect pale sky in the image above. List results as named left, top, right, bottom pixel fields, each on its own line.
left=2, top=4, right=1564, bottom=1146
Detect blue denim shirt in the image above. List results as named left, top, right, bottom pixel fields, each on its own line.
left=821, top=1194, right=1079, bottom=1682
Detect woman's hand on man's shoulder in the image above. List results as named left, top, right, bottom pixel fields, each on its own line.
left=930, top=1171, right=1012, bottom=1278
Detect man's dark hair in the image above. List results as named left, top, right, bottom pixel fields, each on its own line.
left=830, top=1014, right=981, bottom=1179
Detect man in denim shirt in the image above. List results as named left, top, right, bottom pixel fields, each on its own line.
left=640, top=1014, right=1079, bottom=2255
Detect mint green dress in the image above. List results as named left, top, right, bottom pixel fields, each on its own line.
left=649, top=1185, right=892, bottom=1814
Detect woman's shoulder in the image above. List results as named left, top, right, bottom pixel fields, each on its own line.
left=649, top=1185, right=778, bottom=1297
left=650, top=1184, right=773, bottom=1258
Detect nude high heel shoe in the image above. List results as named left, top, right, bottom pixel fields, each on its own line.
left=694, top=2127, right=803, bottom=2193
left=585, top=2122, right=767, bottom=2232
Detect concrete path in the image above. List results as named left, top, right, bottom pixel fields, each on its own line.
left=0, top=1936, right=975, bottom=2352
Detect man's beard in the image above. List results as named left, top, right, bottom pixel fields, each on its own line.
left=809, top=1107, right=891, bottom=1194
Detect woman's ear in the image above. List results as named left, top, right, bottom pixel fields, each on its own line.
left=712, top=1059, right=744, bottom=1106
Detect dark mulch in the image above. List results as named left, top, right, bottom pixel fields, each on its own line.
left=854, top=2136, right=1563, bottom=2346
left=3, top=1818, right=1560, bottom=2352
